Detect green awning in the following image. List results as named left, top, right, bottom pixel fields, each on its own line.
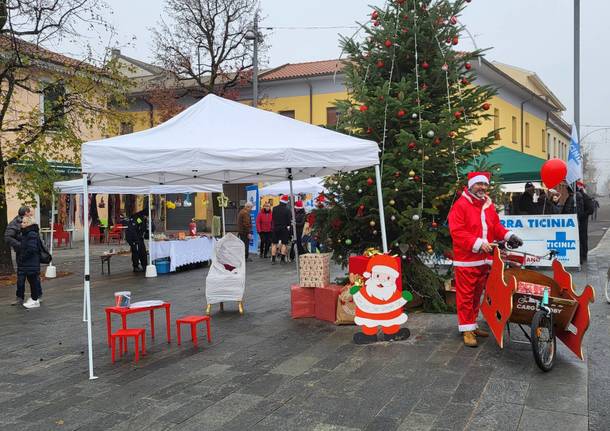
left=471, top=146, right=545, bottom=183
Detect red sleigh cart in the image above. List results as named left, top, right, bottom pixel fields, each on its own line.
left=481, top=246, right=595, bottom=372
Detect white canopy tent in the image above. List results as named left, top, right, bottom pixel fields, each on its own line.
left=259, top=177, right=326, bottom=197
left=79, top=94, right=386, bottom=380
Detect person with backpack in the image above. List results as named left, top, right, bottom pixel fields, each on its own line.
left=576, top=182, right=594, bottom=262
left=17, top=216, right=45, bottom=309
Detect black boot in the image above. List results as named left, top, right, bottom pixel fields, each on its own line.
left=381, top=328, right=411, bottom=342
left=271, top=256, right=276, bottom=265
left=353, top=332, right=378, bottom=345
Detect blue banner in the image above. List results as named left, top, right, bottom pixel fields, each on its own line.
left=246, top=185, right=259, bottom=254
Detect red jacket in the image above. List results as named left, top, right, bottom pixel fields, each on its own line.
left=256, top=209, right=273, bottom=233
left=448, top=190, right=512, bottom=267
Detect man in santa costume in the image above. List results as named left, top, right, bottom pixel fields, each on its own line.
left=350, top=254, right=412, bottom=344
left=448, top=171, right=523, bottom=347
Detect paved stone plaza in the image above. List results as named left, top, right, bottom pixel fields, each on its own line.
left=1, top=222, right=609, bottom=430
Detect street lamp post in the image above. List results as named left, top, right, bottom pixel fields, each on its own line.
left=245, top=13, right=261, bottom=108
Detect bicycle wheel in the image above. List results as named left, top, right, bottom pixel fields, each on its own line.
left=531, top=310, right=556, bottom=372
left=605, top=267, right=610, bottom=304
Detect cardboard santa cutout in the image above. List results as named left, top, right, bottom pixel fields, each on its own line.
left=350, top=254, right=412, bottom=344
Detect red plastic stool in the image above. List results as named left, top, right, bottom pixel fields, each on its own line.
left=176, top=316, right=212, bottom=347
left=110, top=328, right=146, bottom=363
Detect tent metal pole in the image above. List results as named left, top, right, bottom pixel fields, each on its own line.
left=34, top=193, right=41, bottom=226
left=221, top=185, right=226, bottom=236
left=45, top=193, right=57, bottom=278
left=374, top=164, right=388, bottom=253
left=145, top=194, right=157, bottom=277
left=82, top=193, right=87, bottom=322
left=287, top=169, right=300, bottom=281
left=82, top=174, right=97, bottom=380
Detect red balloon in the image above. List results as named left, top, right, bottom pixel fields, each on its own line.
left=540, top=158, right=567, bottom=189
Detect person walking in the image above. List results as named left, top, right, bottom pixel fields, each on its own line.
left=4, top=206, right=32, bottom=306
left=592, top=198, right=600, bottom=221
left=256, top=201, right=272, bottom=258
left=237, top=202, right=253, bottom=262
left=17, top=216, right=43, bottom=309
left=294, top=200, right=307, bottom=255
left=271, top=195, right=291, bottom=265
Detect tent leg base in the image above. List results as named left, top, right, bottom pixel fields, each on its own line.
left=206, top=304, right=211, bottom=315
left=239, top=301, right=244, bottom=315
left=145, top=265, right=157, bottom=278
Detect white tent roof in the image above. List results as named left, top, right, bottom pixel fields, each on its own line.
left=259, top=177, right=326, bottom=196
left=53, top=179, right=221, bottom=194
left=81, top=94, right=379, bottom=186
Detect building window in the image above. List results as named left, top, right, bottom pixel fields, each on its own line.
left=553, top=137, right=557, bottom=157
left=525, top=122, right=530, bottom=148
left=279, top=110, right=295, bottom=119
left=493, top=108, right=500, bottom=140
left=120, top=122, right=134, bottom=135
left=541, top=129, right=546, bottom=152
left=41, top=82, right=66, bottom=129
left=326, top=107, right=339, bottom=126
left=511, top=116, right=517, bottom=143
left=547, top=132, right=551, bottom=154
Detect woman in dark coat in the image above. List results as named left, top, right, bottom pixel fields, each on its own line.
left=17, top=216, right=43, bottom=309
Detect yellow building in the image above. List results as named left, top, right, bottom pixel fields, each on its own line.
left=114, top=53, right=570, bottom=229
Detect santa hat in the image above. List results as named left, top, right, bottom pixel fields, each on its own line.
left=279, top=195, right=289, bottom=204
left=295, top=200, right=303, bottom=208
left=576, top=181, right=585, bottom=189
left=467, top=171, right=491, bottom=189
left=364, top=254, right=400, bottom=279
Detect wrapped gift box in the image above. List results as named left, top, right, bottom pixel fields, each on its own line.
left=291, top=284, right=316, bottom=319
left=335, top=284, right=355, bottom=325
left=348, top=255, right=402, bottom=291
left=315, top=284, right=342, bottom=323
left=299, top=253, right=331, bottom=288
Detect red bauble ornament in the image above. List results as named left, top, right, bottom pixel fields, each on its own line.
left=540, top=158, right=568, bottom=189
left=371, top=10, right=379, bottom=20
left=421, top=83, right=428, bottom=91
left=452, top=36, right=459, bottom=45
left=359, top=105, right=369, bottom=112
left=422, top=61, right=430, bottom=70
left=356, top=204, right=365, bottom=217
left=454, top=111, right=462, bottom=120
left=465, top=62, right=472, bottom=70
left=446, top=37, right=452, bottom=44
left=366, top=127, right=373, bottom=134
left=461, top=77, right=469, bottom=85
left=408, top=142, right=417, bottom=150
left=448, top=131, right=456, bottom=138
left=384, top=39, right=393, bottom=48
left=431, top=221, right=438, bottom=228
left=482, top=103, right=491, bottom=111
left=394, top=171, right=401, bottom=178
left=434, top=137, right=441, bottom=145
left=367, top=177, right=374, bottom=186
left=403, top=14, right=409, bottom=20
left=402, top=28, right=409, bottom=33
left=397, top=110, right=406, bottom=118
left=450, top=16, right=458, bottom=25
left=373, top=20, right=380, bottom=27
left=413, top=175, right=421, bottom=182
left=376, top=60, right=385, bottom=68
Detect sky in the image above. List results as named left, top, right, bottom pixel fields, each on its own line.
left=57, top=0, right=610, bottom=187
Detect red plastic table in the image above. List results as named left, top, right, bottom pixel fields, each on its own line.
left=105, top=303, right=171, bottom=347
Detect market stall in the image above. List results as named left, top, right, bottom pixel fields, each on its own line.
left=150, top=236, right=215, bottom=272
left=80, top=94, right=382, bottom=379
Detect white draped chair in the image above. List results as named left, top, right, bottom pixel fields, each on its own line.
left=205, top=233, right=246, bottom=314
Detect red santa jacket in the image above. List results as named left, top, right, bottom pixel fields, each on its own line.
left=256, top=210, right=273, bottom=233
left=448, top=189, right=513, bottom=267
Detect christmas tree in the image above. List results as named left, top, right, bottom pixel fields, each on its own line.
left=314, top=0, right=497, bottom=311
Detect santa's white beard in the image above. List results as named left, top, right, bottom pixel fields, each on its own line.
left=365, top=278, right=395, bottom=301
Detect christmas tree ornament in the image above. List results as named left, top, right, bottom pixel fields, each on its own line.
left=441, top=63, right=449, bottom=71
left=412, top=214, right=420, bottom=221
left=461, top=77, right=469, bottom=85
left=413, top=175, right=420, bottom=182
left=411, top=113, right=418, bottom=119
left=452, top=36, right=459, bottom=45
left=448, top=131, right=457, bottom=138
left=358, top=188, right=363, bottom=194
left=394, top=171, right=401, bottom=178
left=367, top=177, right=374, bottom=186
left=370, top=220, right=376, bottom=227
left=376, top=60, right=385, bottom=68
left=384, top=39, right=393, bottom=48
left=372, top=230, right=378, bottom=235
left=366, top=127, right=373, bottom=134
left=431, top=221, right=438, bottom=228
left=389, top=199, right=396, bottom=206
left=408, top=170, right=415, bottom=177
left=345, top=239, right=352, bottom=246
left=391, top=215, right=396, bottom=221
left=422, top=61, right=430, bottom=70
left=454, top=111, right=462, bottom=120
left=402, top=255, right=407, bottom=260
left=434, top=137, right=441, bottom=145
left=359, top=105, right=369, bottom=112
left=345, top=185, right=350, bottom=190
left=373, top=20, right=380, bottom=27
left=421, top=83, right=428, bottom=91
left=424, top=155, right=430, bottom=161
left=371, top=10, right=379, bottom=20
left=482, top=103, right=491, bottom=110
left=408, top=142, right=417, bottom=150
left=397, top=110, right=406, bottom=118
left=394, top=188, right=399, bottom=192
left=465, top=62, right=472, bottom=70
left=426, top=130, right=435, bottom=138
left=450, top=15, right=458, bottom=24
left=357, top=204, right=365, bottom=217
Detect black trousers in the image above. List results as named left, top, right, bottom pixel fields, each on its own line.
left=259, top=232, right=271, bottom=257
left=578, top=216, right=588, bottom=261
left=17, top=271, right=41, bottom=300
left=128, top=238, right=147, bottom=269
left=238, top=233, right=250, bottom=259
